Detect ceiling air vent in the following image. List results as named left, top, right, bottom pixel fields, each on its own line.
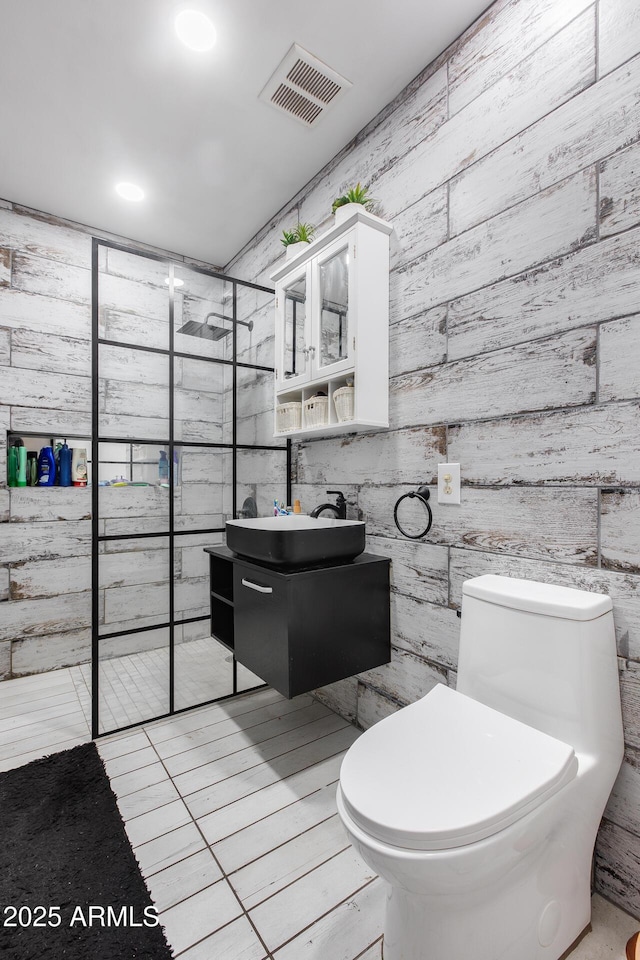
left=259, top=43, right=352, bottom=127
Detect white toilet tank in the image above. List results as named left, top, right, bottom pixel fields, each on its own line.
left=456, top=575, right=623, bottom=761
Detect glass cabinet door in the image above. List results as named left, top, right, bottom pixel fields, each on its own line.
left=317, top=243, right=351, bottom=373
left=282, top=273, right=307, bottom=381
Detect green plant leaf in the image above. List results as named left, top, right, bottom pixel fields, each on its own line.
left=281, top=223, right=316, bottom=246
left=331, top=182, right=375, bottom=214
left=294, top=222, right=315, bottom=243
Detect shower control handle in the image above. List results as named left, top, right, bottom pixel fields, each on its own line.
left=241, top=578, right=273, bottom=594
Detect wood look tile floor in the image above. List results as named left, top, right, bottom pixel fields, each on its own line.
left=0, top=670, right=638, bottom=958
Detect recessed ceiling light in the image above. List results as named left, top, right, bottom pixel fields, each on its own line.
left=115, top=182, right=144, bottom=202
left=175, top=10, right=217, bottom=51
left=164, top=277, right=185, bottom=287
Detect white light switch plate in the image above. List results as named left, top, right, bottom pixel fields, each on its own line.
left=438, top=463, right=461, bottom=504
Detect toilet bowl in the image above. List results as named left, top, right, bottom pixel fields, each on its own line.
left=337, top=575, right=624, bottom=960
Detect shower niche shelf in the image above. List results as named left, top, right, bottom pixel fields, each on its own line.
left=271, top=206, right=392, bottom=439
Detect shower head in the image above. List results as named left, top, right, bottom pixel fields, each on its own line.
left=177, top=319, right=231, bottom=341
left=176, top=311, right=254, bottom=342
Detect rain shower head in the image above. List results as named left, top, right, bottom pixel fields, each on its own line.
left=176, top=312, right=253, bottom=341
left=177, top=319, right=231, bottom=341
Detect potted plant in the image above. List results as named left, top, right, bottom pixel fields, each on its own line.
left=331, top=182, right=376, bottom=224
left=281, top=222, right=316, bottom=259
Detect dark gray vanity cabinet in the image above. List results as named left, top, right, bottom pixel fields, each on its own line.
left=205, top=546, right=390, bottom=698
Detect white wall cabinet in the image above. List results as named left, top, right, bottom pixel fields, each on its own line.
left=270, top=206, right=392, bottom=438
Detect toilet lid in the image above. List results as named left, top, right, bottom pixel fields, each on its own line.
left=339, top=684, right=578, bottom=850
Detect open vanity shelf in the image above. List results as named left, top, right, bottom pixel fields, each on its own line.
left=208, top=550, right=235, bottom=651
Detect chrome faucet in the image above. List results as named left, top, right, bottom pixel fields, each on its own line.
left=310, top=490, right=347, bottom=520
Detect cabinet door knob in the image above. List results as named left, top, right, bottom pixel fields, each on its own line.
left=241, top=578, right=273, bottom=594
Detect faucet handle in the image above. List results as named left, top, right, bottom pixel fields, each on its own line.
left=325, top=490, right=347, bottom=519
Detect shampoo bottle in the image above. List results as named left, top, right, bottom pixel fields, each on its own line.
left=72, top=447, right=88, bottom=487
left=27, top=452, right=38, bottom=486
left=38, top=446, right=56, bottom=486
left=59, top=440, right=72, bottom=487
left=7, top=444, right=18, bottom=487
left=54, top=441, right=63, bottom=485
left=16, top=446, right=27, bottom=487
left=158, top=450, right=169, bottom=482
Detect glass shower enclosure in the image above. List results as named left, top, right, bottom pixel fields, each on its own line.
left=91, top=239, right=290, bottom=737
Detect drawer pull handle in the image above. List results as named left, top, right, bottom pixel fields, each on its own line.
left=241, top=578, right=273, bottom=594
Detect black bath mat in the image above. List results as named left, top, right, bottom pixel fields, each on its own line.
left=0, top=741, right=174, bottom=960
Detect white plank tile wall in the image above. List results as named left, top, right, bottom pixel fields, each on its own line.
left=225, top=0, right=640, bottom=919
left=0, top=0, right=639, bottom=924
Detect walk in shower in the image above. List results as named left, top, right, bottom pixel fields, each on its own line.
left=90, top=240, right=290, bottom=737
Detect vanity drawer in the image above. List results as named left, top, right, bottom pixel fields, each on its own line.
left=233, top=565, right=290, bottom=693
left=232, top=555, right=391, bottom=699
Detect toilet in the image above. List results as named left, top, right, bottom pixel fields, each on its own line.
left=337, top=575, right=624, bottom=960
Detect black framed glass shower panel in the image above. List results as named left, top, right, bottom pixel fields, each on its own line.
left=91, top=239, right=290, bottom=737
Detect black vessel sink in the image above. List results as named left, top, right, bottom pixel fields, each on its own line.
left=226, top=516, right=366, bottom=568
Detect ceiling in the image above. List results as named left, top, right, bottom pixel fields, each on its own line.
left=0, top=0, right=490, bottom=268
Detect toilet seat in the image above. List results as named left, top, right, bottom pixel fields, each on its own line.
left=339, top=683, right=578, bottom=851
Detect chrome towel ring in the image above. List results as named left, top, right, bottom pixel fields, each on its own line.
left=393, top=485, right=433, bottom=539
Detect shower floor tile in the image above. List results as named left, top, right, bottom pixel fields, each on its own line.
left=71, top=635, right=264, bottom=736
left=0, top=673, right=638, bottom=959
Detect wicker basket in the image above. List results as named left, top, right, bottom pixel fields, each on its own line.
left=276, top=401, right=302, bottom=432
left=303, top=394, right=329, bottom=428
left=333, top=385, right=355, bottom=422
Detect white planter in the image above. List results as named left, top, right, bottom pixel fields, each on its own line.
left=285, top=240, right=310, bottom=260
left=334, top=202, right=365, bottom=226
